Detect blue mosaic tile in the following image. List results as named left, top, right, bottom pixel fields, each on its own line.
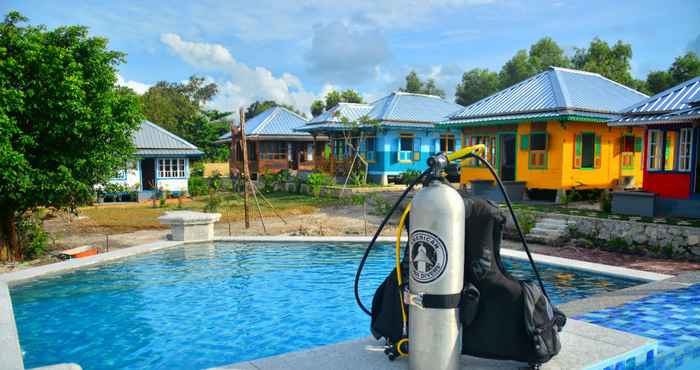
left=575, top=284, right=700, bottom=356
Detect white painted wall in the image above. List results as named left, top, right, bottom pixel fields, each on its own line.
left=108, top=161, right=141, bottom=190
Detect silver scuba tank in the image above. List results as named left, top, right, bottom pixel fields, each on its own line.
left=408, top=179, right=465, bottom=370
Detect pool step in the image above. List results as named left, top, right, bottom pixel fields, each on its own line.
left=526, top=217, right=570, bottom=245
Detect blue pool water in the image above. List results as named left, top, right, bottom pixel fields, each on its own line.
left=12, top=242, right=641, bottom=370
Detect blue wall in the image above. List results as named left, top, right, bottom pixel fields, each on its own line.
left=368, top=128, right=461, bottom=176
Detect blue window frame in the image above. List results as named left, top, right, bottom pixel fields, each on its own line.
left=398, top=134, right=413, bottom=162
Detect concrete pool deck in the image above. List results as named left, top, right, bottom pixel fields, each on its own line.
left=0, top=235, right=686, bottom=370
left=210, top=320, right=657, bottom=370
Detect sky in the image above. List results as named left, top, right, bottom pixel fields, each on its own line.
left=3, top=0, right=700, bottom=115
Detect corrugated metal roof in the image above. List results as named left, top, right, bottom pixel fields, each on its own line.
left=135, top=148, right=203, bottom=157
left=297, top=92, right=460, bottom=133
left=219, top=106, right=309, bottom=140
left=368, top=92, right=463, bottom=123
left=609, top=77, right=700, bottom=126
left=307, top=103, right=372, bottom=125
left=446, top=67, right=647, bottom=124
left=133, top=121, right=203, bottom=156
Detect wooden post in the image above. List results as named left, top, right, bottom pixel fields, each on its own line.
left=313, top=135, right=318, bottom=170
left=240, top=109, right=251, bottom=229
left=329, top=137, right=336, bottom=175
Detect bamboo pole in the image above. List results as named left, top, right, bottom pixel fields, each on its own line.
left=249, top=180, right=267, bottom=233
left=239, top=109, right=251, bottom=228
left=252, top=184, right=288, bottom=224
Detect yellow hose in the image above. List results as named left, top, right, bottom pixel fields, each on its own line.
left=395, top=202, right=411, bottom=334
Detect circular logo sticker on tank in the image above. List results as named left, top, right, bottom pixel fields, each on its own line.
left=409, top=230, right=448, bottom=283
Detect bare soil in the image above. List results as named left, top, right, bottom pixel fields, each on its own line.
left=2, top=200, right=699, bottom=276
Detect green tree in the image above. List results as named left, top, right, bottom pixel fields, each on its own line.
left=669, top=52, right=700, bottom=86
left=404, top=71, right=423, bottom=93
left=244, top=100, right=305, bottom=120
left=645, top=70, right=674, bottom=95
left=455, top=68, right=500, bottom=106
left=528, top=37, right=571, bottom=71
left=499, top=50, right=537, bottom=89
left=645, top=52, right=700, bottom=94
left=0, top=12, right=143, bottom=260
left=572, top=38, right=639, bottom=87
left=310, top=100, right=325, bottom=117
left=340, top=89, right=364, bottom=103
left=400, top=70, right=446, bottom=98
left=323, top=89, right=364, bottom=109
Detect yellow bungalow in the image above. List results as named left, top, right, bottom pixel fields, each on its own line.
left=439, top=67, right=648, bottom=200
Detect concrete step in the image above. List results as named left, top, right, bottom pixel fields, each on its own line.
left=534, top=223, right=568, bottom=232
left=529, top=226, right=567, bottom=235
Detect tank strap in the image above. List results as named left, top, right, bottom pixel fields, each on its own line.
left=407, top=291, right=462, bottom=309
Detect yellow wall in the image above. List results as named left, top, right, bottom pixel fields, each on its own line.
left=203, top=162, right=230, bottom=177
left=459, top=121, right=645, bottom=190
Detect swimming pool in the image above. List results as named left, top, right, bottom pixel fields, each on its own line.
left=11, top=241, right=642, bottom=370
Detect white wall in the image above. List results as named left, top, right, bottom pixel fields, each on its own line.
left=108, top=160, right=141, bottom=190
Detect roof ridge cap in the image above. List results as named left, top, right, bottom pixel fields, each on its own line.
left=393, top=90, right=444, bottom=99
left=251, top=107, right=278, bottom=134
left=549, top=69, right=570, bottom=108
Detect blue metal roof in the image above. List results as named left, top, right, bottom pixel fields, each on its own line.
left=444, top=67, right=647, bottom=125
left=609, top=77, right=700, bottom=126
left=133, top=121, right=203, bottom=157
left=219, top=106, right=309, bottom=140
left=307, top=103, right=372, bottom=125
left=367, top=92, right=463, bottom=123
left=297, top=92, right=460, bottom=132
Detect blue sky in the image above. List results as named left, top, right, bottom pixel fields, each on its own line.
left=3, top=0, right=699, bottom=114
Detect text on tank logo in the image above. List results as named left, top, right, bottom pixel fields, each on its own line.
left=410, top=230, right=448, bottom=283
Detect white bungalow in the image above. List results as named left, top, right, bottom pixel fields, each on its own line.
left=109, top=121, right=203, bottom=199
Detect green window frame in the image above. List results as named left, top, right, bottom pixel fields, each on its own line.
left=528, top=132, right=548, bottom=169
left=574, top=132, right=600, bottom=169
left=621, top=135, right=636, bottom=170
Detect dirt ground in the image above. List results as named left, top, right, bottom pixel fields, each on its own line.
left=2, top=200, right=699, bottom=275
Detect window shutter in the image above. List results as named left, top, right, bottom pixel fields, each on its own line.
left=520, top=135, right=529, bottom=150
left=544, top=133, right=549, bottom=150
left=396, top=137, right=401, bottom=162
left=594, top=135, right=602, bottom=169
left=634, top=137, right=643, bottom=152
left=574, top=134, right=582, bottom=168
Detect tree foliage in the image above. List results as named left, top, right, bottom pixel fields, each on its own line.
left=645, top=52, right=700, bottom=94
left=141, top=75, right=217, bottom=137
left=572, top=38, right=642, bottom=89
left=310, top=89, right=364, bottom=116
left=245, top=100, right=306, bottom=120
left=400, top=70, right=446, bottom=98
left=0, top=12, right=143, bottom=259
left=455, top=68, right=500, bottom=106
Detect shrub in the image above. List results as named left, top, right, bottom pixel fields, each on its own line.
left=306, top=172, right=335, bottom=197
left=188, top=175, right=208, bottom=197
left=190, top=161, right=205, bottom=177
left=208, top=170, right=223, bottom=192
left=399, top=169, right=421, bottom=185
left=16, top=214, right=48, bottom=260
left=350, top=170, right=367, bottom=187
left=159, top=191, right=168, bottom=208
left=259, top=170, right=276, bottom=193
left=203, top=190, right=223, bottom=212
left=514, top=210, right=536, bottom=234
left=368, top=193, right=392, bottom=216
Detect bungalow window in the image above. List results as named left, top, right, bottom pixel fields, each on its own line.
left=362, top=136, right=376, bottom=162
left=333, top=139, right=345, bottom=160
left=679, top=128, right=693, bottom=172
left=398, top=134, right=414, bottom=162
left=647, top=130, right=663, bottom=171
left=465, top=135, right=496, bottom=167
left=574, top=133, right=600, bottom=169
left=304, top=143, right=314, bottom=162
left=528, top=132, right=548, bottom=169
left=260, top=142, right=286, bottom=160
left=158, top=159, right=186, bottom=178
left=620, top=135, right=641, bottom=170
left=440, top=134, right=456, bottom=153
left=664, top=131, right=676, bottom=171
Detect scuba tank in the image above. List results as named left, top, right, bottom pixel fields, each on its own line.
left=355, top=146, right=565, bottom=369
left=407, top=159, right=465, bottom=370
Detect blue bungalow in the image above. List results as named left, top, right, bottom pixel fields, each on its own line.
left=297, top=92, right=463, bottom=184
left=609, top=77, right=700, bottom=218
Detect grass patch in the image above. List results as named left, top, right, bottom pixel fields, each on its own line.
left=77, top=192, right=345, bottom=234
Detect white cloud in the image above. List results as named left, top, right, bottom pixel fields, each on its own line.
left=306, top=20, right=390, bottom=83
left=161, top=33, right=317, bottom=114
left=116, top=74, right=150, bottom=94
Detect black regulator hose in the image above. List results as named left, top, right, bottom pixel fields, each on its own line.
left=354, top=168, right=431, bottom=316
left=466, top=153, right=549, bottom=298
